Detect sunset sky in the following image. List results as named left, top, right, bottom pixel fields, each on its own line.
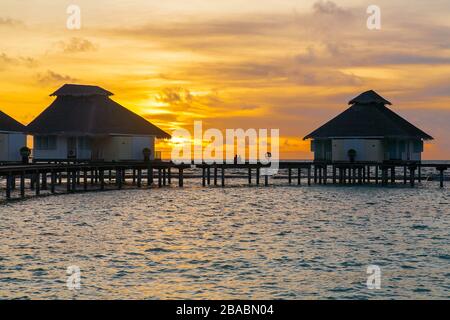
left=0, top=0, right=449, bottom=159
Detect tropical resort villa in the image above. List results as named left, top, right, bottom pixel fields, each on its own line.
left=0, top=110, right=27, bottom=162
left=27, top=84, right=170, bottom=161
left=304, top=90, right=433, bottom=163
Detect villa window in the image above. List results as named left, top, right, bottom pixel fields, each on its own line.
left=35, top=136, right=57, bottom=150
left=78, top=137, right=92, bottom=150
left=413, top=140, right=423, bottom=153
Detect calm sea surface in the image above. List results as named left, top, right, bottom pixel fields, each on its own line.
left=0, top=179, right=449, bottom=299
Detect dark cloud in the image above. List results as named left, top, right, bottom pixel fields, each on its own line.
left=0, top=52, right=37, bottom=69
left=165, top=59, right=363, bottom=87
left=157, top=87, right=193, bottom=104
left=371, top=53, right=450, bottom=65
left=313, top=0, right=353, bottom=17
left=57, top=37, right=97, bottom=53
left=36, top=70, right=78, bottom=84
left=0, top=17, right=22, bottom=27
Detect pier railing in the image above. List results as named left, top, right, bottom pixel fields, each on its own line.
left=0, top=161, right=448, bottom=202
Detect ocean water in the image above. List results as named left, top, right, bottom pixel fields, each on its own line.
left=0, top=180, right=449, bottom=299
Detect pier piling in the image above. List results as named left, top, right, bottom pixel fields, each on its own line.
left=1, top=161, right=447, bottom=201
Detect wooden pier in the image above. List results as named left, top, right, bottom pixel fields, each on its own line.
left=0, top=161, right=448, bottom=202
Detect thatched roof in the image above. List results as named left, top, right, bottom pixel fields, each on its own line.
left=348, top=90, right=392, bottom=105
left=50, top=84, right=113, bottom=97
left=304, top=90, right=433, bottom=140
left=27, top=84, right=171, bottom=139
left=0, top=110, right=26, bottom=133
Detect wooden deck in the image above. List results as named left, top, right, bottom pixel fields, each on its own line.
left=0, top=160, right=448, bottom=201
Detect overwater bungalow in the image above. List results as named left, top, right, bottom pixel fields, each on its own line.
left=27, top=84, right=170, bottom=162
left=304, top=90, right=433, bottom=163
left=0, top=110, right=27, bottom=162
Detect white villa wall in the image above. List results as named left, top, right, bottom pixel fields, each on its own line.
left=7, top=133, right=27, bottom=161
left=33, top=136, right=68, bottom=160
left=0, top=132, right=26, bottom=162
left=332, top=139, right=384, bottom=162
left=33, top=135, right=155, bottom=161
left=401, top=140, right=421, bottom=161
left=132, top=136, right=155, bottom=160
left=98, top=136, right=154, bottom=161
left=0, top=133, right=8, bottom=161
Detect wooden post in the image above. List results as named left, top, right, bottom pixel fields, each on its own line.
left=41, top=171, right=47, bottom=190
left=109, top=170, right=112, bottom=182
left=158, top=168, right=162, bottom=187
left=298, top=168, right=301, bottom=185
left=118, top=168, right=123, bottom=189
left=35, top=171, right=40, bottom=195
left=256, top=167, right=260, bottom=185
left=221, top=167, right=225, bottom=187
left=409, top=167, right=415, bottom=187
left=318, top=167, right=323, bottom=184
left=72, top=170, right=77, bottom=191
left=288, top=168, right=292, bottom=185
left=132, top=169, right=136, bottom=185
left=83, top=169, right=88, bottom=191
left=381, top=167, right=387, bottom=186
left=439, top=168, right=444, bottom=188
left=137, top=169, right=142, bottom=188
left=6, top=173, right=11, bottom=199
left=178, top=168, right=184, bottom=187
left=163, top=169, right=167, bottom=186
left=390, top=167, right=395, bottom=184
left=264, top=173, right=269, bottom=186
left=214, top=166, right=218, bottom=186
left=367, top=166, right=371, bottom=183
left=403, top=166, right=407, bottom=184
left=100, top=169, right=105, bottom=190
left=248, top=168, right=252, bottom=184
left=314, top=166, right=318, bottom=183
left=66, top=169, right=71, bottom=193
left=363, top=166, right=367, bottom=183
left=168, top=168, right=172, bottom=185
left=307, top=166, right=311, bottom=186
left=375, top=165, right=379, bottom=184
left=323, top=165, right=327, bottom=185
left=207, top=167, right=211, bottom=185
left=202, top=167, right=206, bottom=187
left=332, top=165, right=336, bottom=184
left=115, top=168, right=119, bottom=187
left=418, top=165, right=422, bottom=183
left=51, top=170, right=56, bottom=194
left=20, top=171, right=25, bottom=198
